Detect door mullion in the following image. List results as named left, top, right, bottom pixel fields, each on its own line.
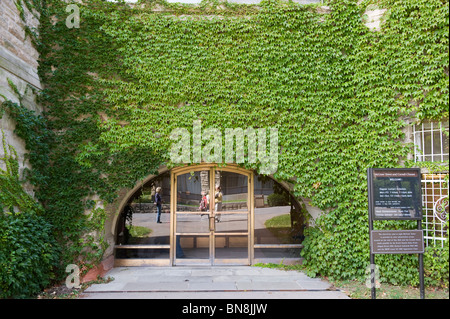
left=170, top=171, right=176, bottom=266
left=210, top=167, right=215, bottom=265
left=249, top=173, right=253, bottom=265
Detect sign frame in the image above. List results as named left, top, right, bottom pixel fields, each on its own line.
left=368, top=168, right=422, bottom=221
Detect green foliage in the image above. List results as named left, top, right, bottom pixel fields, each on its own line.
left=264, top=214, right=291, bottom=229
left=424, top=245, right=449, bottom=288
left=0, top=134, right=59, bottom=298
left=264, top=213, right=293, bottom=244
left=0, top=130, right=40, bottom=214
left=2, top=0, right=447, bottom=287
left=1, top=98, right=106, bottom=274
left=0, top=211, right=59, bottom=298
left=267, top=193, right=290, bottom=207
left=423, top=221, right=449, bottom=288
left=127, top=225, right=152, bottom=238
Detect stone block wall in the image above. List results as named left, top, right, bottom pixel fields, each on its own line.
left=0, top=0, right=42, bottom=194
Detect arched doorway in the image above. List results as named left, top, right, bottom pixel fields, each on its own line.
left=113, top=164, right=305, bottom=266
left=172, top=164, right=252, bottom=266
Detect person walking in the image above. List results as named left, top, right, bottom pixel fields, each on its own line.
left=155, top=187, right=162, bottom=223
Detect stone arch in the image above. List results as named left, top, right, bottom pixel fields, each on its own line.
left=103, top=165, right=170, bottom=256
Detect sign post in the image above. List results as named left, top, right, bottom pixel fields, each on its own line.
left=367, top=168, right=425, bottom=299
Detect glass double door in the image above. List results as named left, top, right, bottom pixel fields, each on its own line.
left=171, top=165, right=253, bottom=265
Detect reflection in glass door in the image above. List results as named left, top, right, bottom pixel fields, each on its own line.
left=214, top=169, right=250, bottom=265
left=171, top=166, right=252, bottom=265
left=173, top=170, right=212, bottom=265
left=115, top=164, right=304, bottom=267
left=114, top=172, right=172, bottom=266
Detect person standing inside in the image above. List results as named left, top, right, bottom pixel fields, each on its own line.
left=215, top=185, right=222, bottom=222
left=199, top=190, right=209, bottom=218
left=155, top=187, right=162, bottom=223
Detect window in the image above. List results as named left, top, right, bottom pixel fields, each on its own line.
left=413, top=121, right=449, bottom=162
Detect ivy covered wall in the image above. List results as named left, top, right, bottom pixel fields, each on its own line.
left=1, top=0, right=448, bottom=292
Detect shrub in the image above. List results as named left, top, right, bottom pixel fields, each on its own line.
left=0, top=211, right=60, bottom=298
left=267, top=193, right=290, bottom=207
left=424, top=245, right=449, bottom=288
left=423, top=222, right=449, bottom=288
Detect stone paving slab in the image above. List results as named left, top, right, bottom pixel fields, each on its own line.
left=81, top=291, right=350, bottom=299
left=188, top=282, right=238, bottom=291
left=296, top=280, right=332, bottom=290
left=236, top=281, right=302, bottom=291
left=82, top=266, right=350, bottom=299
left=122, top=281, right=191, bottom=291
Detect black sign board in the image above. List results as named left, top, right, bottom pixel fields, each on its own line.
left=370, top=230, right=424, bottom=254
left=367, top=168, right=425, bottom=299
left=368, top=168, right=422, bottom=220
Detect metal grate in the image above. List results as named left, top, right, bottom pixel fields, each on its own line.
left=413, top=121, right=449, bottom=162
left=421, top=174, right=448, bottom=247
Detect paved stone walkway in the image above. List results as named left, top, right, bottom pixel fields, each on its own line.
left=80, top=266, right=349, bottom=299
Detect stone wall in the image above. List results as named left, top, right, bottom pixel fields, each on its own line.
left=0, top=0, right=42, bottom=194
